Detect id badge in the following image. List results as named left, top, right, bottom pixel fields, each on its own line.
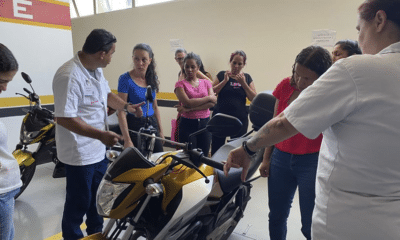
left=85, top=81, right=95, bottom=96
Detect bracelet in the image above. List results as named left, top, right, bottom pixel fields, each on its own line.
left=242, top=140, right=257, bottom=157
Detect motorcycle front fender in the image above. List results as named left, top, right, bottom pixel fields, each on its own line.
left=79, top=233, right=107, bottom=240
left=13, top=149, right=35, bottom=167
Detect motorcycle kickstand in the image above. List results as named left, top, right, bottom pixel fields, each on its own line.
left=120, top=194, right=152, bottom=240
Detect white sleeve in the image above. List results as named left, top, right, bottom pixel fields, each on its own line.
left=284, top=62, right=358, bottom=139
left=53, top=73, right=82, bottom=118
left=99, top=68, right=111, bottom=94
left=105, top=80, right=111, bottom=94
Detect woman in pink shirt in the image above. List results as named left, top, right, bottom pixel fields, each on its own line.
left=174, top=52, right=217, bottom=155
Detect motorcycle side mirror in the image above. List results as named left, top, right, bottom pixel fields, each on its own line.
left=21, top=72, right=32, bottom=84
left=249, top=91, right=276, bottom=131
left=145, top=85, right=154, bottom=103
left=206, top=113, right=242, bottom=138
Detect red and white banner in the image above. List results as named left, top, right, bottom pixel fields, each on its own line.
left=0, top=0, right=71, bottom=30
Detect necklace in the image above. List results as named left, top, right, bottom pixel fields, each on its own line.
left=187, top=79, right=199, bottom=87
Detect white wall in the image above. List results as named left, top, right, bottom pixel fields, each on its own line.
left=70, top=0, right=362, bottom=137
left=1, top=22, right=73, bottom=98
left=0, top=0, right=73, bottom=151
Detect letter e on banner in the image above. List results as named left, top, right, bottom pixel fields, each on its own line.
left=13, top=0, right=33, bottom=19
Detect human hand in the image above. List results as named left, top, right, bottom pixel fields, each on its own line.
left=259, top=161, right=271, bottom=177
left=175, top=105, right=189, bottom=113
left=223, top=146, right=252, bottom=182
left=236, top=72, right=246, bottom=85
left=209, top=94, right=217, bottom=103
left=127, top=102, right=145, bottom=117
left=100, top=131, right=123, bottom=147
left=224, top=71, right=231, bottom=82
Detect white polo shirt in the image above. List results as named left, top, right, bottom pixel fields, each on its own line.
left=284, top=42, right=400, bottom=240
left=53, top=53, right=111, bottom=166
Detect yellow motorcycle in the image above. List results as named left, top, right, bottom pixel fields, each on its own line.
left=12, top=72, right=64, bottom=199
left=81, top=91, right=276, bottom=240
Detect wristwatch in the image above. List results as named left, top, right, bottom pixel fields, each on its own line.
left=124, top=103, right=134, bottom=114
left=242, top=140, right=257, bottom=157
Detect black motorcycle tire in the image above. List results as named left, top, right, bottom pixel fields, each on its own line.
left=14, top=161, right=37, bottom=199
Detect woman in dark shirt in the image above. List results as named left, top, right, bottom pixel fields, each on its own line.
left=211, top=50, right=256, bottom=155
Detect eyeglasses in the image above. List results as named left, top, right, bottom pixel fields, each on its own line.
left=96, top=36, right=117, bottom=53
left=175, top=57, right=184, bottom=62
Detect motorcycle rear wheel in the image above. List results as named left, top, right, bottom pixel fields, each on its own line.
left=14, top=161, right=37, bottom=199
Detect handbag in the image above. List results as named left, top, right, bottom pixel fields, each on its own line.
left=171, top=114, right=181, bottom=145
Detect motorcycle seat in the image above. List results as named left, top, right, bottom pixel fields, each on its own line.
left=211, top=137, right=263, bottom=193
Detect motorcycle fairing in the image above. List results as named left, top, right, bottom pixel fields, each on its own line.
left=161, top=164, right=214, bottom=212
left=108, top=163, right=170, bottom=219
left=13, top=149, right=34, bottom=167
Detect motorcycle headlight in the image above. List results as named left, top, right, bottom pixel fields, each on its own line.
left=96, top=179, right=130, bottom=217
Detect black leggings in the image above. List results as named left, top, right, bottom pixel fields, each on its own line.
left=178, top=117, right=211, bottom=156
left=211, top=116, right=248, bottom=155
left=126, top=114, right=164, bottom=153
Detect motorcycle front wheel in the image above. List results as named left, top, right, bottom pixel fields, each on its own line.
left=14, top=161, right=37, bottom=199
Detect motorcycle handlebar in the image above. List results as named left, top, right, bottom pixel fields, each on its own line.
left=23, top=88, right=32, bottom=95
left=187, top=149, right=224, bottom=171
left=200, top=155, right=225, bottom=171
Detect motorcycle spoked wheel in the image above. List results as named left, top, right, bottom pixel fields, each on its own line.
left=14, top=161, right=37, bottom=199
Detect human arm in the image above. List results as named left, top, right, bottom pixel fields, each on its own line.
left=212, top=71, right=230, bottom=95
left=107, top=92, right=144, bottom=117
left=197, top=71, right=212, bottom=82
left=116, top=92, right=134, bottom=148
left=174, top=87, right=216, bottom=108
left=153, top=98, right=164, bottom=141
left=175, top=102, right=215, bottom=113
left=224, top=112, right=298, bottom=181
left=259, top=99, right=279, bottom=177
left=57, top=117, right=122, bottom=147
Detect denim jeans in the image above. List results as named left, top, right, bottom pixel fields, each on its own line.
left=0, top=188, right=20, bottom=240
left=268, top=148, right=318, bottom=240
left=62, top=158, right=108, bottom=240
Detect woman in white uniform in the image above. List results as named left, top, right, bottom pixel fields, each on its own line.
left=224, top=0, right=400, bottom=239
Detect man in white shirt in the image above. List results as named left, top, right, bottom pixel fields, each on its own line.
left=53, top=29, right=144, bottom=240
left=224, top=0, right=400, bottom=239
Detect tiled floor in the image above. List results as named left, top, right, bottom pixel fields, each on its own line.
left=14, top=160, right=304, bottom=240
